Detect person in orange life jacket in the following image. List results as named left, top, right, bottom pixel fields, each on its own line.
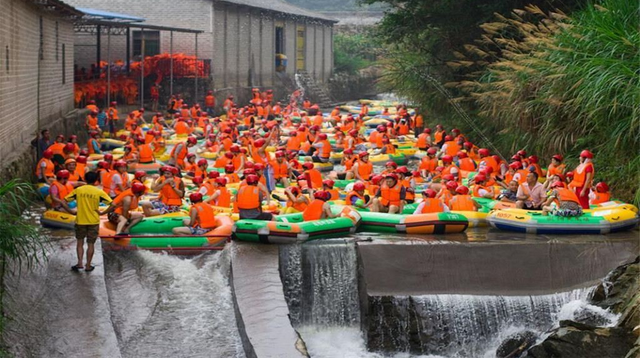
left=107, top=160, right=130, bottom=198
left=224, top=164, right=241, bottom=184
left=49, top=170, right=77, bottom=214
left=382, top=161, right=398, bottom=176
left=350, top=152, right=373, bottom=182
left=410, top=171, right=425, bottom=187
left=381, top=137, right=397, bottom=155
left=449, top=186, right=482, bottom=212
left=192, top=174, right=215, bottom=201
left=371, top=173, right=406, bottom=214
left=440, top=135, right=461, bottom=157
left=121, top=145, right=138, bottom=164
left=301, top=162, right=324, bottom=189
left=86, top=111, right=100, bottom=131
left=416, top=128, right=432, bottom=150
left=396, top=166, right=416, bottom=202
left=131, top=170, right=148, bottom=189
left=311, top=133, right=332, bottom=163
left=271, top=151, right=292, bottom=188
left=542, top=181, right=583, bottom=217
left=568, top=150, right=595, bottom=209
left=344, top=129, right=360, bottom=152
left=102, top=182, right=147, bottom=235
left=433, top=124, right=446, bottom=147
left=330, top=149, right=356, bottom=180
left=168, top=136, right=197, bottom=170
left=456, top=151, right=477, bottom=172
left=322, top=179, right=340, bottom=201
left=546, top=154, right=566, bottom=179
left=74, top=156, right=88, bottom=181
left=505, top=161, right=527, bottom=185
left=414, top=188, right=449, bottom=214
left=183, top=153, right=199, bottom=176
left=369, top=125, right=386, bottom=149
left=516, top=171, right=547, bottom=210
left=515, top=149, right=528, bottom=168
left=142, top=166, right=185, bottom=216
left=344, top=181, right=371, bottom=209
left=526, top=155, right=544, bottom=178
left=395, top=118, right=410, bottom=136
left=302, top=191, right=337, bottom=221
left=171, top=193, right=218, bottom=235
left=64, top=159, right=85, bottom=185
left=470, top=174, right=495, bottom=199
left=235, top=174, right=275, bottom=221
left=279, top=186, right=310, bottom=214
left=419, top=148, right=439, bottom=178
left=68, top=135, right=80, bottom=157
left=440, top=155, right=460, bottom=181
left=543, top=173, right=566, bottom=191
left=589, top=182, right=611, bottom=205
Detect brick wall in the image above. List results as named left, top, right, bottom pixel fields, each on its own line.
left=0, top=0, right=75, bottom=175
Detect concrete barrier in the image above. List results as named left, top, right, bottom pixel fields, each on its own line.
left=2, top=237, right=121, bottom=357
left=230, top=242, right=308, bottom=358
left=357, top=238, right=639, bottom=296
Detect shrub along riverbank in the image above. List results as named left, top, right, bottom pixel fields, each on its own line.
left=367, top=0, right=639, bottom=204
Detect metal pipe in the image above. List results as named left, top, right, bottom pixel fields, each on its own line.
left=107, top=27, right=111, bottom=106
left=194, top=33, right=198, bottom=104
left=170, top=31, right=174, bottom=96
left=96, top=25, right=101, bottom=79
left=140, top=28, right=145, bottom=109
left=126, top=27, right=130, bottom=74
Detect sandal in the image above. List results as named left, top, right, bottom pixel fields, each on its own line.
left=85, top=266, right=95, bottom=272
left=71, top=265, right=83, bottom=272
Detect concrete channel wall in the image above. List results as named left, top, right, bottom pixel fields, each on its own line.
left=229, top=242, right=308, bottom=358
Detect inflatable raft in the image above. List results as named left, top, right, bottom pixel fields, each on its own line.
left=99, top=138, right=125, bottom=151
left=128, top=162, right=161, bottom=174
left=356, top=210, right=469, bottom=234
left=488, top=207, right=639, bottom=234
left=233, top=207, right=361, bottom=244
left=99, top=215, right=233, bottom=252
left=40, top=210, right=76, bottom=230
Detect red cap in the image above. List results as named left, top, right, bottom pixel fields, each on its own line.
left=187, top=136, right=198, bottom=145
left=442, top=155, right=453, bottom=163
left=552, top=154, right=563, bottom=162
left=580, top=149, right=593, bottom=159
left=197, top=158, right=208, bottom=166
left=474, top=174, right=486, bottom=183
left=224, top=164, right=235, bottom=173
left=457, top=152, right=468, bottom=159
left=76, top=156, right=87, bottom=164
left=302, top=163, right=314, bottom=170
left=386, top=161, right=397, bottom=168
left=446, top=181, right=458, bottom=190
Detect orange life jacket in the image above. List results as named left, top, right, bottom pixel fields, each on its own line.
left=458, top=158, right=477, bottom=172
left=50, top=181, right=74, bottom=202
left=193, top=202, right=216, bottom=229
left=547, top=163, right=566, bottom=177
left=287, top=194, right=309, bottom=212
left=36, top=158, right=55, bottom=179
left=357, top=161, right=373, bottom=179
left=421, top=198, right=444, bottom=213
left=420, top=157, right=438, bottom=173
left=450, top=195, right=476, bottom=211
left=315, top=140, right=332, bottom=158
left=112, top=189, right=139, bottom=215
left=590, top=192, right=610, bottom=205
left=237, top=185, right=261, bottom=210
left=306, top=169, right=324, bottom=189
left=569, top=162, right=593, bottom=190
left=272, top=160, right=289, bottom=179
left=380, top=182, right=403, bottom=207
left=225, top=173, right=240, bottom=184
left=302, top=199, right=325, bottom=221
left=556, top=188, right=581, bottom=205
left=215, top=187, right=231, bottom=208
left=345, top=191, right=365, bottom=205
left=159, top=177, right=183, bottom=206
left=138, top=144, right=154, bottom=163
left=416, top=133, right=429, bottom=149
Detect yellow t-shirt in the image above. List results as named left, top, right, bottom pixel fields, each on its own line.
left=65, top=185, right=112, bottom=225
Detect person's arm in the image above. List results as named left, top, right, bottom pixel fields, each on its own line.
left=284, top=188, right=297, bottom=203
left=323, top=203, right=337, bottom=219
left=413, top=202, right=425, bottom=215
left=114, top=175, right=125, bottom=192
left=173, top=180, right=185, bottom=197
left=516, top=185, right=528, bottom=201
left=121, top=197, right=132, bottom=219
left=188, top=207, right=198, bottom=227
left=581, top=166, right=593, bottom=197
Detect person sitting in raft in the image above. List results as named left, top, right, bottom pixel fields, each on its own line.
left=49, top=170, right=77, bottom=214
left=36, top=149, right=56, bottom=184
left=419, top=148, right=439, bottom=178
left=470, top=174, right=496, bottom=199
left=381, top=137, right=397, bottom=155
left=224, top=164, right=240, bottom=184
left=168, top=136, right=198, bottom=170
left=371, top=173, right=406, bottom=214
left=541, top=181, right=583, bottom=217
left=142, top=166, right=185, bottom=216
left=102, top=182, right=147, bottom=235
left=211, top=177, right=231, bottom=208
left=449, top=186, right=482, bottom=212
left=547, top=154, right=566, bottom=178
left=281, top=186, right=310, bottom=214
left=351, top=152, right=373, bottom=182
left=589, top=182, right=611, bottom=205
left=322, top=179, right=340, bottom=201
left=235, top=174, right=275, bottom=221
left=414, top=189, right=449, bottom=214
left=302, top=191, right=337, bottom=221
left=498, top=180, right=519, bottom=203
left=345, top=181, right=371, bottom=209
left=270, top=151, right=292, bottom=188
left=311, top=133, right=332, bottom=163
left=516, top=171, right=547, bottom=210
left=172, top=193, right=218, bottom=235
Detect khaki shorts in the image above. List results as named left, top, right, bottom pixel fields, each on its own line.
left=75, top=224, right=99, bottom=243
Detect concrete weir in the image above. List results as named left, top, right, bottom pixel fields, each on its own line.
left=230, top=242, right=308, bottom=358
left=2, top=238, right=121, bottom=358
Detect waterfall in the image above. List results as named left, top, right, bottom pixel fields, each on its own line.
left=367, top=288, right=600, bottom=357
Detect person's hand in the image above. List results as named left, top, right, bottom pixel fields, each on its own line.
left=580, top=188, right=587, bottom=197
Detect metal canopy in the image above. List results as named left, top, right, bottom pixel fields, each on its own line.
left=75, top=7, right=145, bottom=22
left=75, top=19, right=204, bottom=35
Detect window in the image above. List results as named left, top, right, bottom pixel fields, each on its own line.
left=62, top=44, right=65, bottom=84
left=275, top=26, right=284, bottom=54
left=39, top=16, right=43, bottom=60
left=5, top=46, right=8, bottom=73
left=296, top=25, right=305, bottom=70
left=55, top=21, right=59, bottom=61
left=133, top=30, right=160, bottom=57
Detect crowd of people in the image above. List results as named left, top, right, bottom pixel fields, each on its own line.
left=33, top=87, right=613, bottom=270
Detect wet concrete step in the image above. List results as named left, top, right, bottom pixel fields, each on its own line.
left=230, top=242, right=308, bottom=358
left=3, top=238, right=121, bottom=357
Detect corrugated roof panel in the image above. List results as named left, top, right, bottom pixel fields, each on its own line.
left=219, top=0, right=338, bottom=22
left=76, top=7, right=145, bottom=22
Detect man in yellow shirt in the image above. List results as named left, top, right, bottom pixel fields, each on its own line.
left=64, top=171, right=112, bottom=272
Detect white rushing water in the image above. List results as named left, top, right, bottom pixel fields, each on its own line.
left=104, top=250, right=244, bottom=358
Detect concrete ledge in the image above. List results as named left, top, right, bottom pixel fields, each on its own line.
left=230, top=242, right=308, bottom=358
left=357, top=238, right=639, bottom=296
left=2, top=237, right=121, bottom=357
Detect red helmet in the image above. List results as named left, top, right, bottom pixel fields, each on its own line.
left=457, top=152, right=468, bottom=159
left=302, top=163, right=314, bottom=170
left=528, top=155, right=539, bottom=163
left=197, top=158, right=208, bottom=166
left=565, top=171, right=574, bottom=178
left=349, top=129, right=359, bottom=137
left=443, top=174, right=455, bottom=181
left=114, top=160, right=127, bottom=168
left=412, top=171, right=421, bottom=177
left=377, top=125, right=386, bottom=132
left=344, top=149, right=354, bottom=155
left=509, top=161, right=522, bottom=170
left=254, top=139, right=266, bottom=148
left=353, top=182, right=366, bottom=191
left=187, top=153, right=197, bottom=159
left=552, top=154, right=563, bottom=162
left=56, top=134, right=65, bottom=140
left=423, top=189, right=437, bottom=198
left=455, top=185, right=469, bottom=195
left=98, top=161, right=109, bottom=169
left=310, top=125, right=320, bottom=131
left=318, top=133, right=328, bottom=140
left=224, top=164, right=235, bottom=173
left=244, top=162, right=255, bottom=169
left=56, top=170, right=70, bottom=179
left=551, top=181, right=565, bottom=188
left=192, top=176, right=204, bottom=185
left=243, top=169, right=255, bottom=176
left=131, top=182, right=146, bottom=194
left=474, top=174, right=486, bottom=183
left=358, top=152, right=369, bottom=158
left=208, top=171, right=220, bottom=179
left=385, top=173, right=399, bottom=181
left=396, top=166, right=409, bottom=174
left=444, top=135, right=454, bottom=141
left=254, top=163, right=265, bottom=171
left=370, top=175, right=383, bottom=185
left=478, top=148, right=490, bottom=157
left=451, top=128, right=460, bottom=134
left=223, top=128, right=232, bottom=134
left=76, top=156, right=87, bottom=164
left=323, top=179, right=335, bottom=188
left=580, top=149, right=593, bottom=159
left=69, top=135, right=78, bottom=141
left=446, top=181, right=458, bottom=190
left=245, top=174, right=259, bottom=185
left=517, top=150, right=527, bottom=157
left=275, top=151, right=285, bottom=158
left=442, top=155, right=453, bottom=163
left=289, top=186, right=300, bottom=195
left=427, top=148, right=437, bottom=155
left=289, top=131, right=298, bottom=137
left=482, top=167, right=494, bottom=175
left=298, top=126, right=306, bottom=132
left=79, top=149, right=89, bottom=157
left=187, top=136, right=198, bottom=145
left=435, top=166, right=445, bottom=173
left=214, top=177, right=227, bottom=186
left=511, top=155, right=521, bottom=161
left=134, top=170, right=146, bottom=180
left=104, top=153, right=113, bottom=161
left=423, top=128, right=432, bottom=134
left=189, top=192, right=203, bottom=203
left=230, top=145, right=240, bottom=153
left=386, top=161, right=397, bottom=168
left=382, top=137, right=390, bottom=144
left=225, top=152, right=234, bottom=159
left=314, top=191, right=329, bottom=201
left=43, top=149, right=53, bottom=159
left=387, top=122, right=394, bottom=128
left=596, top=182, right=609, bottom=192
left=492, top=155, right=501, bottom=162
left=240, top=148, right=248, bottom=154
left=463, top=142, right=472, bottom=149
